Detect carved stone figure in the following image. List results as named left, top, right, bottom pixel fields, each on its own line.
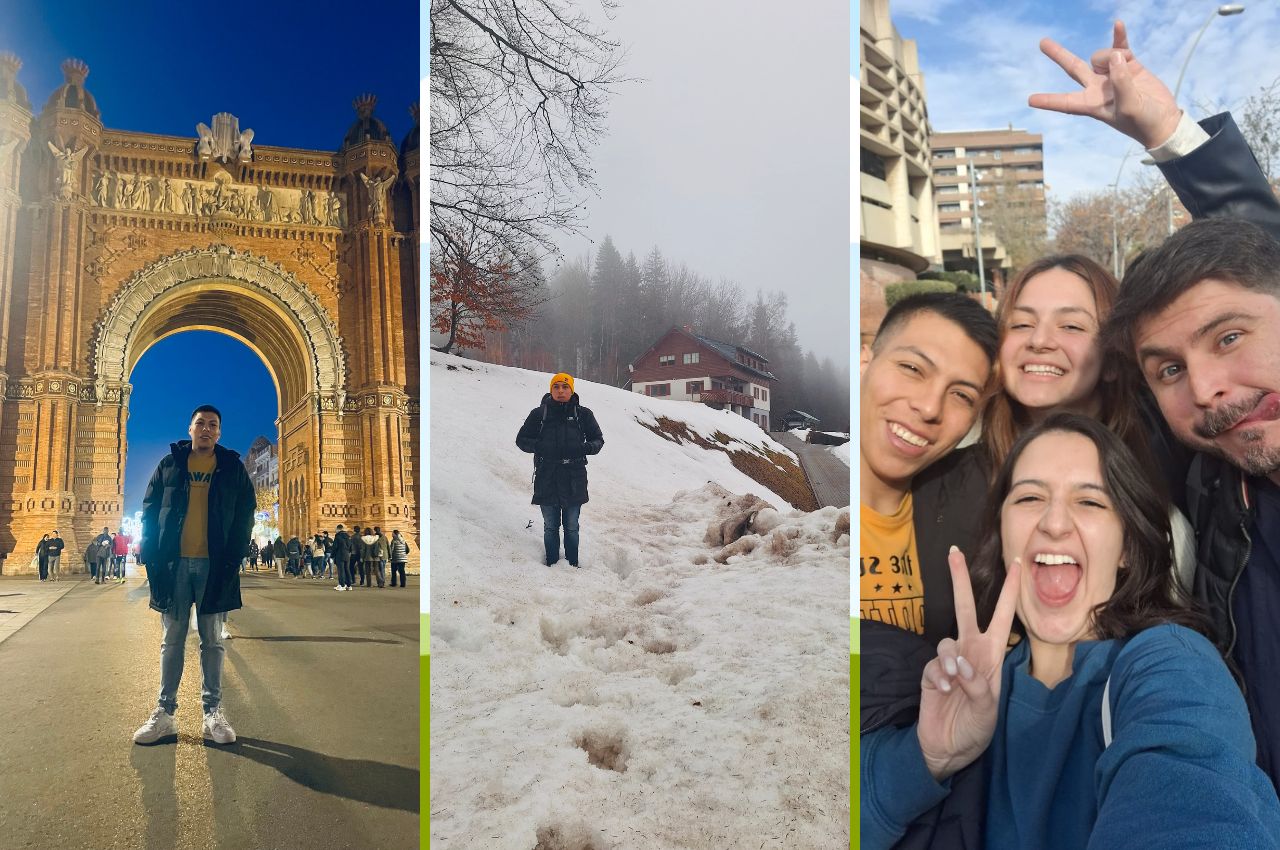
left=106, top=171, right=120, bottom=208
left=182, top=181, right=196, bottom=215
left=47, top=142, right=88, bottom=199
left=326, top=191, right=344, bottom=228
left=92, top=172, right=108, bottom=207
left=125, top=174, right=143, bottom=210
left=258, top=186, right=276, bottom=223
left=161, top=178, right=176, bottom=213
left=147, top=177, right=162, bottom=211
left=299, top=188, right=315, bottom=225
left=360, top=172, right=394, bottom=224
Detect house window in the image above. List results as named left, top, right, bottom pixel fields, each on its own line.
left=659, top=354, right=675, bottom=366
left=762, top=389, right=768, bottom=402
left=686, top=381, right=703, bottom=395
left=682, top=352, right=699, bottom=365
left=753, top=387, right=760, bottom=399
left=646, top=384, right=670, bottom=397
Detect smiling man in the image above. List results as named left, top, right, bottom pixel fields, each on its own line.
left=132, top=405, right=255, bottom=746
left=860, top=293, right=998, bottom=638
left=1101, top=218, right=1280, bottom=791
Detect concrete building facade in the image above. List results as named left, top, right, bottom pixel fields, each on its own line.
left=858, top=0, right=941, bottom=343
left=930, top=127, right=1047, bottom=288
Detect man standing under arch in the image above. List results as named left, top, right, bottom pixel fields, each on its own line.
left=132, top=405, right=255, bottom=746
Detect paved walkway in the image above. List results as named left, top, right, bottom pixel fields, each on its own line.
left=0, top=574, right=79, bottom=646
left=0, top=571, right=420, bottom=849
left=775, top=432, right=851, bottom=508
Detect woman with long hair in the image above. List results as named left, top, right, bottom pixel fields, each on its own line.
left=862, top=414, right=1280, bottom=848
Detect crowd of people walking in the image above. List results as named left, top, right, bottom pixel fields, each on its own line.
left=244, top=525, right=411, bottom=590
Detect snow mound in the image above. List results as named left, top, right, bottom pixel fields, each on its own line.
left=429, top=353, right=849, bottom=848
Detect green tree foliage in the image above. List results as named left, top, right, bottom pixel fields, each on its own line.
left=884, top=280, right=957, bottom=308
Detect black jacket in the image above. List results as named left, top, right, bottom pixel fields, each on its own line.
left=909, top=445, right=990, bottom=646
left=515, top=392, right=604, bottom=506
left=332, top=529, right=352, bottom=560
left=1156, top=112, right=1280, bottom=646
left=46, top=537, right=64, bottom=558
left=140, top=441, right=255, bottom=615
left=860, top=620, right=985, bottom=850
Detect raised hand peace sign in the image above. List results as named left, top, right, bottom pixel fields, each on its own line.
left=916, top=546, right=1021, bottom=782
left=1028, top=20, right=1181, bottom=149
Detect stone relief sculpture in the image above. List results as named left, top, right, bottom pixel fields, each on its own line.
left=326, top=191, right=346, bottom=228
left=299, top=188, right=317, bottom=225
left=360, top=172, right=394, bottom=224
left=259, top=186, right=276, bottom=223
left=47, top=141, right=88, bottom=199
left=92, top=172, right=109, bottom=207
left=87, top=166, right=347, bottom=229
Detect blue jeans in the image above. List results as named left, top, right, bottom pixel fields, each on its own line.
left=540, top=503, right=581, bottom=565
left=157, top=557, right=224, bottom=715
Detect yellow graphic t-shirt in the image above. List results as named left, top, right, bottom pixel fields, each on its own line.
left=860, top=493, right=925, bottom=635
left=180, top=452, right=217, bottom=558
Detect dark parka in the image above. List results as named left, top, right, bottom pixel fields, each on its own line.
left=516, top=392, right=604, bottom=505
left=332, top=529, right=352, bottom=562
left=141, top=441, right=256, bottom=615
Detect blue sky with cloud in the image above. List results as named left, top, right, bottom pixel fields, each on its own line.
left=886, top=1, right=1280, bottom=201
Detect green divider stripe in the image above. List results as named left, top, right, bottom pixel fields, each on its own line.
left=850, top=616, right=859, bottom=654
left=422, top=653, right=430, bottom=849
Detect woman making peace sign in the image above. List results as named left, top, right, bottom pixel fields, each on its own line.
left=862, top=414, right=1280, bottom=849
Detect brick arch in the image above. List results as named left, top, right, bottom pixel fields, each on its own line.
left=91, top=244, right=347, bottom=414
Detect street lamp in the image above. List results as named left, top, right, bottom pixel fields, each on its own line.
left=1150, top=5, right=1245, bottom=236
left=967, top=156, right=986, bottom=303
left=1110, top=146, right=1141, bottom=277
left=1172, top=5, right=1245, bottom=102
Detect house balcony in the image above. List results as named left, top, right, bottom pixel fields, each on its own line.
left=697, top=388, right=754, bottom=407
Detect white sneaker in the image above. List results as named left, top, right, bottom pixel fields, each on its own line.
left=220, top=627, right=231, bottom=640
left=133, top=707, right=178, bottom=745
left=202, top=708, right=237, bottom=744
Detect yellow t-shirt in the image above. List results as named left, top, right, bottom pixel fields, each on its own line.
left=180, top=452, right=217, bottom=558
left=860, top=493, right=925, bottom=635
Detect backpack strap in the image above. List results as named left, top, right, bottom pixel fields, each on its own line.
left=1101, top=674, right=1113, bottom=748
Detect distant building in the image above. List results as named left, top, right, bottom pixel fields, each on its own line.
left=245, top=436, right=279, bottom=493
left=628, top=326, right=775, bottom=430
left=859, top=0, right=942, bottom=344
left=781, top=410, right=820, bottom=431
left=930, top=126, right=1046, bottom=289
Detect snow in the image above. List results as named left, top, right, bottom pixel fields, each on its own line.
left=429, top=352, right=849, bottom=848
left=827, top=442, right=850, bottom=467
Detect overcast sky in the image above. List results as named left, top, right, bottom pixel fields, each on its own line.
left=554, top=0, right=851, bottom=364
left=886, top=0, right=1280, bottom=203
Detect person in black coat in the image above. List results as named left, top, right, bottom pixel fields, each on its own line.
left=515, top=372, right=604, bottom=567
left=36, top=534, right=49, bottom=581
left=332, top=524, right=353, bottom=591
left=132, top=405, right=254, bottom=748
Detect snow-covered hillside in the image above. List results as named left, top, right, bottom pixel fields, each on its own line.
left=429, top=353, right=849, bottom=849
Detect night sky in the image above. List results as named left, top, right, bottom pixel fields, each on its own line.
left=0, top=0, right=419, bottom=515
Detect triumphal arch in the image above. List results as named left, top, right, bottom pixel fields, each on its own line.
left=0, top=55, right=419, bottom=571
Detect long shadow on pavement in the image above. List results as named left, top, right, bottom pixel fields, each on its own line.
left=232, top=635, right=403, bottom=644
left=130, top=742, right=179, bottom=850
left=219, top=737, right=419, bottom=812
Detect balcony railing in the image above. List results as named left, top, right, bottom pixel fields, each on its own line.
left=698, top=388, right=754, bottom=407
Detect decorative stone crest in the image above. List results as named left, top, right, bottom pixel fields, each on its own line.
left=196, top=113, right=254, bottom=164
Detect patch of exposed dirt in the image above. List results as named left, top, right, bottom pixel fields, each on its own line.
left=637, top=416, right=818, bottom=511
